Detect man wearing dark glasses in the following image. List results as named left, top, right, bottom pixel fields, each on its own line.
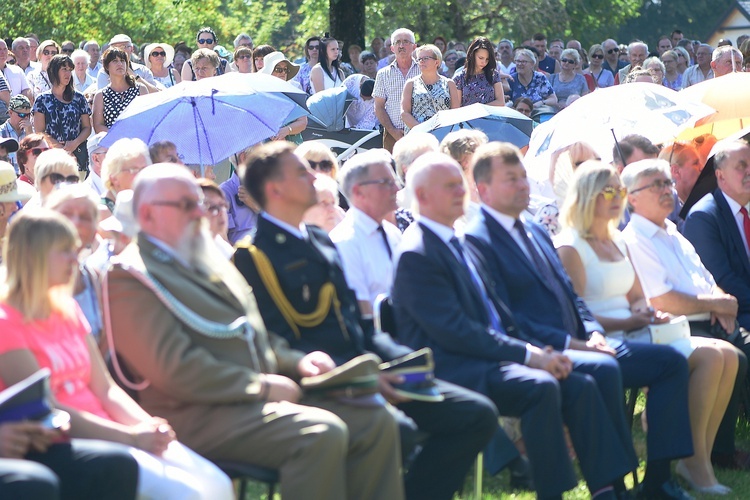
left=602, top=39, right=627, bottom=76
left=0, top=95, right=32, bottom=174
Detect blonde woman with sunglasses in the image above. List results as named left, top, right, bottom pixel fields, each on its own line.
left=556, top=161, right=738, bottom=496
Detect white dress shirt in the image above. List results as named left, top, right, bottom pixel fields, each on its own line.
left=329, top=207, right=401, bottom=306
left=622, top=213, right=714, bottom=320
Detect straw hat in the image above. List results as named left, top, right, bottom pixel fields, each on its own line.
left=143, top=43, right=175, bottom=69
left=259, top=52, right=300, bottom=80
left=0, top=161, right=32, bottom=203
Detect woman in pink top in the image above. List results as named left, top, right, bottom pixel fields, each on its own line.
left=0, top=210, right=233, bottom=500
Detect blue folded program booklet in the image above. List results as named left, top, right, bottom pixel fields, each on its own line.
left=0, top=368, right=70, bottom=429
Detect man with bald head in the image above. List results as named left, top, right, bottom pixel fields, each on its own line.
left=711, top=46, right=743, bottom=77
left=617, top=41, right=648, bottom=84
left=392, top=152, right=638, bottom=500
left=105, top=162, right=404, bottom=500
left=602, top=39, right=627, bottom=76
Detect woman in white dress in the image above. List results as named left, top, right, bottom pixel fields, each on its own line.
left=555, top=161, right=738, bottom=496
left=309, top=37, right=344, bottom=94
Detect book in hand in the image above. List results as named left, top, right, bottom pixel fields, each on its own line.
left=379, top=348, right=445, bottom=402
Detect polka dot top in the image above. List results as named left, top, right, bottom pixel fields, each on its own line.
left=102, top=85, right=140, bottom=127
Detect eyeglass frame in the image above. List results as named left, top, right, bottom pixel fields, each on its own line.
left=600, top=186, right=628, bottom=201
left=629, top=178, right=676, bottom=195
left=308, top=159, right=334, bottom=172
left=197, top=38, right=215, bottom=45
left=357, top=177, right=401, bottom=189
left=44, top=172, right=80, bottom=185
left=150, top=198, right=205, bottom=212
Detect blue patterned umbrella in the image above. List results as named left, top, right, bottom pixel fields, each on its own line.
left=101, top=78, right=296, bottom=167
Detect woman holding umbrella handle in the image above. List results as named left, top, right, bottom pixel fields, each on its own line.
left=91, top=48, right=146, bottom=133
left=261, top=52, right=308, bottom=144
left=401, top=44, right=460, bottom=132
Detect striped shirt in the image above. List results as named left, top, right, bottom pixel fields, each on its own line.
left=372, top=59, right=419, bottom=131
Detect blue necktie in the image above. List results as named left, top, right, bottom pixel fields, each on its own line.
left=449, top=236, right=503, bottom=332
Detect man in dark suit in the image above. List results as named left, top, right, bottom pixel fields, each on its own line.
left=463, top=143, right=693, bottom=500
left=232, top=142, right=499, bottom=500
left=683, top=140, right=750, bottom=470
left=392, top=152, right=638, bottom=500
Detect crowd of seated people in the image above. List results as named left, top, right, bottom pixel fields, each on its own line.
left=1, top=24, right=750, bottom=500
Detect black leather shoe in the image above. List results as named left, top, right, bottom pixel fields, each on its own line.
left=711, top=450, right=750, bottom=471
left=636, top=479, right=694, bottom=500
left=508, top=455, right=534, bottom=491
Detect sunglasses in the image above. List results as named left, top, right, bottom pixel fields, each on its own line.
left=151, top=198, right=205, bottom=212
left=308, top=159, right=334, bottom=172
left=30, top=147, right=49, bottom=156
left=273, top=66, right=289, bottom=74
left=561, top=58, right=576, bottom=65
left=307, top=45, right=320, bottom=51
left=590, top=54, right=604, bottom=60
left=607, top=48, right=620, bottom=54
left=42, top=49, right=59, bottom=56
left=62, top=48, right=74, bottom=54
left=236, top=54, right=252, bottom=60
left=151, top=51, right=166, bottom=57
left=600, top=186, right=627, bottom=201
left=12, top=111, right=30, bottom=118
left=197, top=38, right=214, bottom=45
left=45, top=172, right=80, bottom=185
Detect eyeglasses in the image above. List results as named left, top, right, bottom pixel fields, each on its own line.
left=151, top=51, right=166, bottom=57
left=514, top=59, right=531, bottom=64
left=30, top=147, right=49, bottom=156
left=600, top=186, right=627, bottom=201
left=606, top=48, right=620, bottom=54
left=416, top=56, right=437, bottom=63
left=629, top=178, right=676, bottom=194
left=273, top=65, right=289, bottom=74
left=236, top=54, right=252, bottom=60
left=394, top=40, right=414, bottom=46
left=308, top=159, right=334, bottom=172
left=206, top=203, right=228, bottom=216
left=12, top=111, right=30, bottom=118
left=44, top=172, right=80, bottom=185
left=590, top=54, right=604, bottom=60
left=42, top=49, right=59, bottom=56
left=151, top=198, right=205, bottom=212
left=358, top=178, right=399, bottom=189
left=197, top=38, right=215, bottom=45
left=560, top=58, right=576, bottom=65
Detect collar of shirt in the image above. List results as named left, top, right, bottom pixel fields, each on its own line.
left=629, top=212, right=676, bottom=238
left=481, top=203, right=520, bottom=233
left=418, top=215, right=456, bottom=246
left=261, top=212, right=308, bottom=240
left=145, top=235, right=191, bottom=269
left=348, top=206, right=383, bottom=236
left=721, top=190, right=749, bottom=217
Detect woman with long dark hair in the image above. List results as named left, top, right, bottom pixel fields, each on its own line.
left=310, top=37, right=344, bottom=94
left=452, top=37, right=506, bottom=106
left=91, top=48, right=146, bottom=133
left=32, top=55, right=91, bottom=171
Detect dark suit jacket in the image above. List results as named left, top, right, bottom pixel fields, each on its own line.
left=391, top=221, right=529, bottom=395
left=234, top=216, right=411, bottom=365
left=684, top=189, right=750, bottom=329
left=464, top=209, right=597, bottom=351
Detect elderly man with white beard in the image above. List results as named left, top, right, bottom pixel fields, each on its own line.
left=105, top=163, right=404, bottom=500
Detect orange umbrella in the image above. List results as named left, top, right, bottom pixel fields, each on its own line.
left=678, top=72, right=750, bottom=140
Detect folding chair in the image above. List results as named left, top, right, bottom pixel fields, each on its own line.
left=212, top=460, right=279, bottom=499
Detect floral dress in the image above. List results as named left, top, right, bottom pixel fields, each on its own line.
left=409, top=75, right=451, bottom=126
left=32, top=91, right=91, bottom=143
left=102, top=85, right=140, bottom=127
left=452, top=67, right=502, bottom=106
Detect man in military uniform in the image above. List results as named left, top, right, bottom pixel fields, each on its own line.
left=106, top=162, right=404, bottom=500
left=233, top=142, right=500, bottom=500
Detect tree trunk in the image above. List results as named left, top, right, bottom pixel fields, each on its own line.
left=329, top=0, right=365, bottom=62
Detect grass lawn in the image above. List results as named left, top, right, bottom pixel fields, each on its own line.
left=239, top=393, right=750, bottom=499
